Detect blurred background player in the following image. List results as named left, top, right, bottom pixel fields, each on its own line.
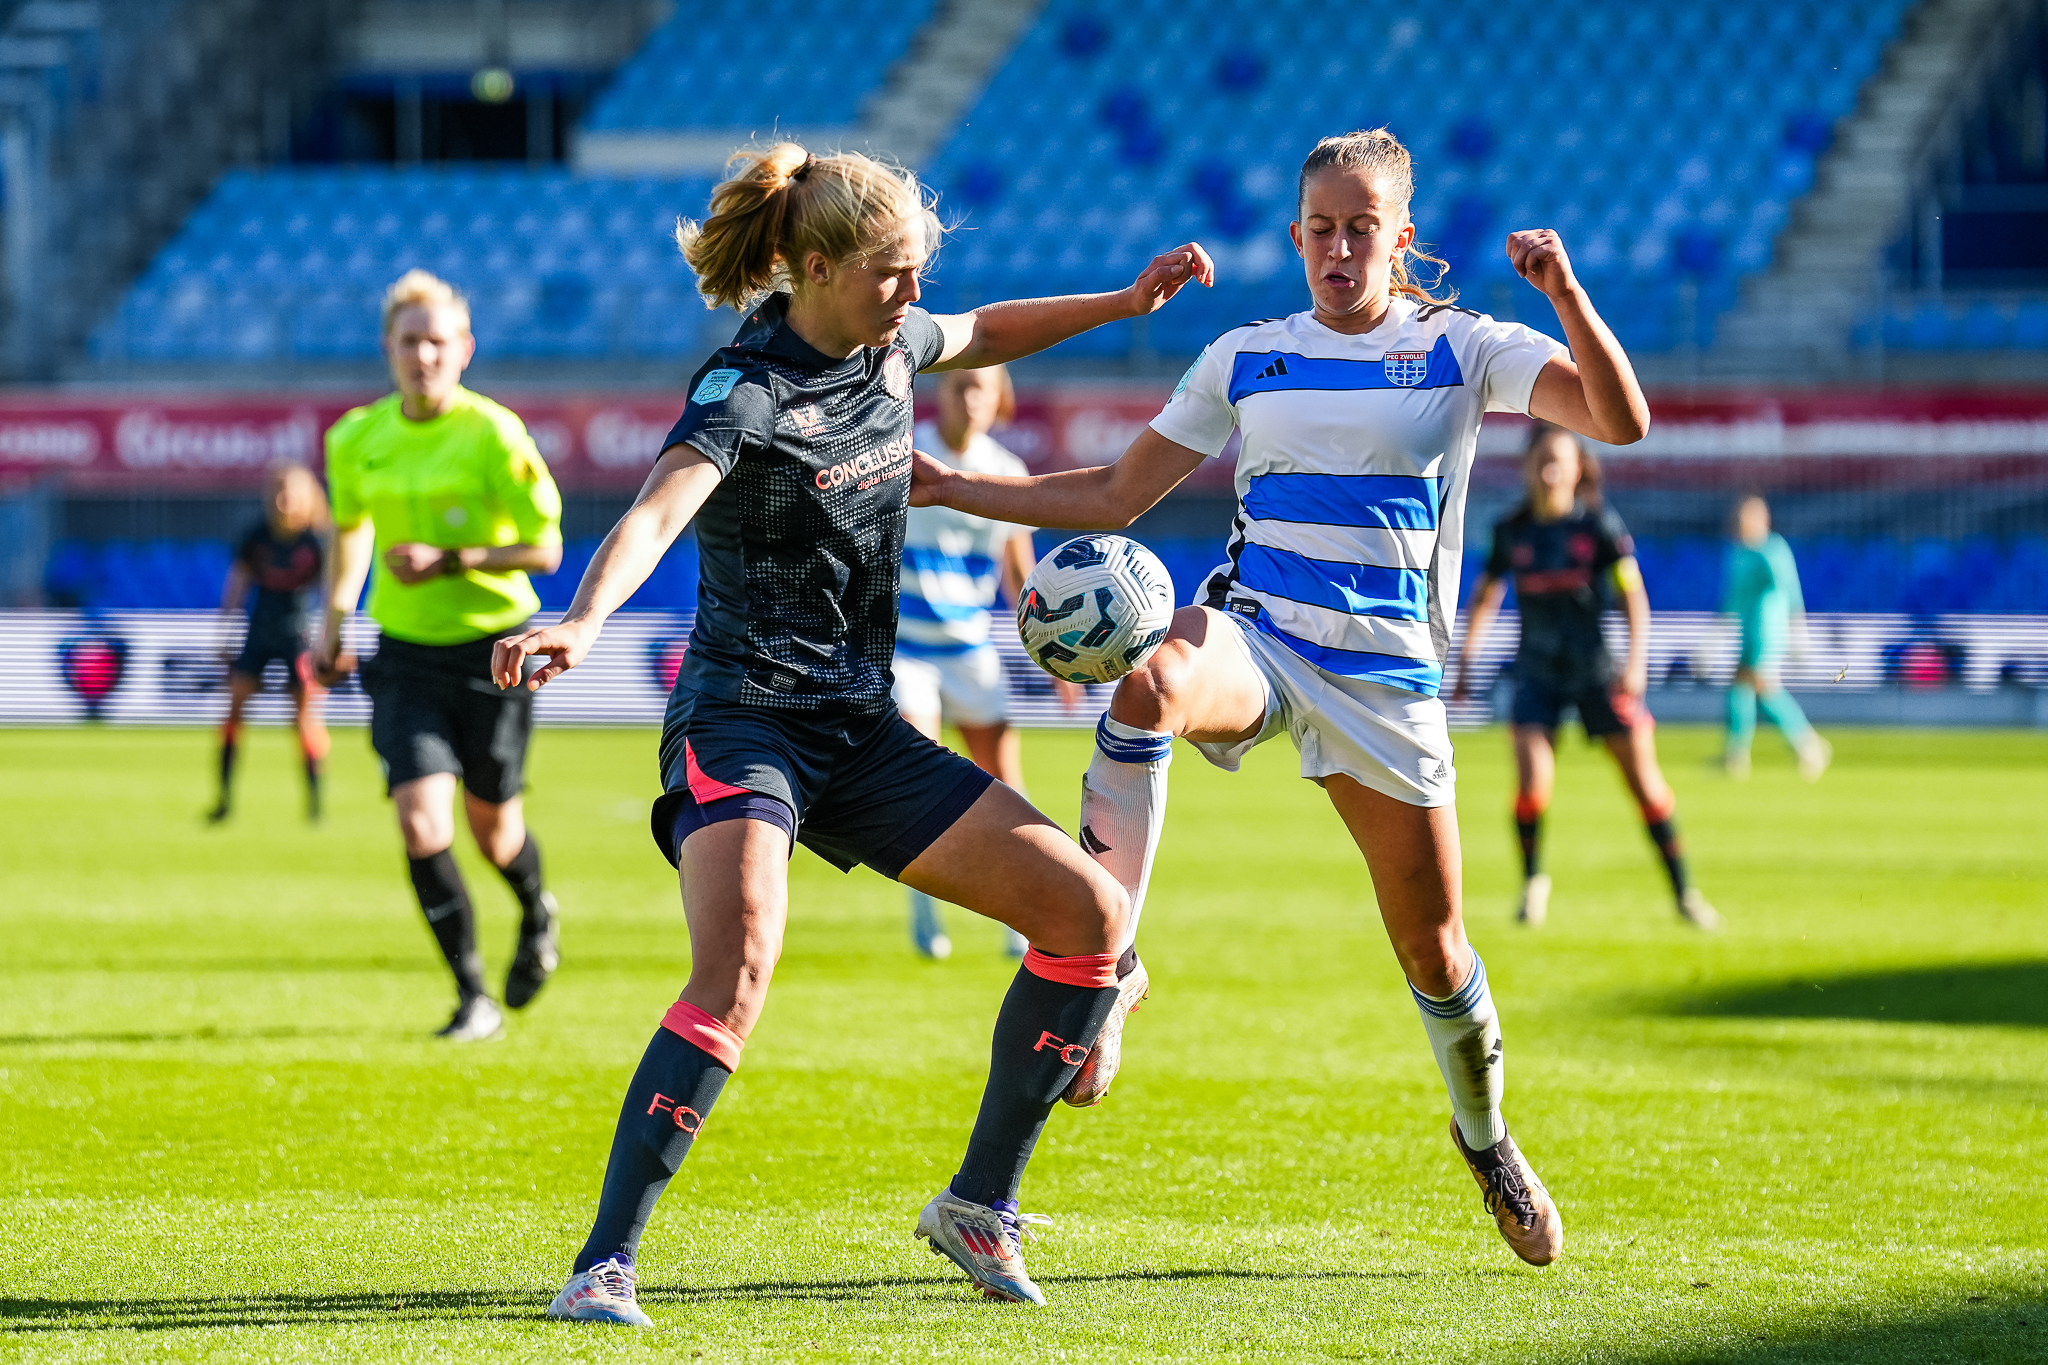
left=898, top=363, right=1080, bottom=960
left=209, top=461, right=331, bottom=824
left=1455, top=423, right=1719, bottom=931
left=1723, top=494, right=1831, bottom=781
left=314, top=269, right=566, bottom=1042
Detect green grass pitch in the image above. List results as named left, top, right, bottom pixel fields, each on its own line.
left=1, top=721, right=2043, bottom=1362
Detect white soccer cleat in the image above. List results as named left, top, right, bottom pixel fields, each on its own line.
left=1678, top=888, right=1723, bottom=932
left=1515, top=873, right=1551, bottom=928
left=547, top=1256, right=653, bottom=1327
left=435, top=994, right=504, bottom=1041
left=914, top=1189, right=1049, bottom=1305
left=1062, top=955, right=1149, bottom=1107
left=1797, top=736, right=1833, bottom=783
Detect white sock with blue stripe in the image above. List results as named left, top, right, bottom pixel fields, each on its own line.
left=1411, top=950, right=1506, bottom=1150
left=1081, top=713, right=1174, bottom=950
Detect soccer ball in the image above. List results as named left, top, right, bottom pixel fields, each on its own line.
left=1016, top=535, right=1175, bottom=684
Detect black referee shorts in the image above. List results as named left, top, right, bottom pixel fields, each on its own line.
left=651, top=688, right=994, bottom=878
left=362, top=629, right=534, bottom=804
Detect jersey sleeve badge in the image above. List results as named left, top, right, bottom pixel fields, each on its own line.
left=883, top=350, right=911, bottom=401
left=692, top=368, right=743, bottom=404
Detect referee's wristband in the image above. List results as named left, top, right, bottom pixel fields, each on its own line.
left=439, top=549, right=467, bottom=577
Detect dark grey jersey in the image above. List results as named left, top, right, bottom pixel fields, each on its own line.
left=662, top=293, right=946, bottom=714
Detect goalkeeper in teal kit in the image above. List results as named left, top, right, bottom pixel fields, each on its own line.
left=1722, top=495, right=1830, bottom=781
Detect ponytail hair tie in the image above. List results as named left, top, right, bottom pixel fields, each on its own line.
left=792, top=154, right=816, bottom=183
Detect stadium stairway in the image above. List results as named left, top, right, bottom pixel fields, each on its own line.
left=1709, top=0, right=2023, bottom=378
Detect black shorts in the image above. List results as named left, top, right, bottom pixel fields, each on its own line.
left=362, top=629, right=533, bottom=803
left=231, top=632, right=307, bottom=689
left=1511, top=670, right=1649, bottom=738
left=652, top=688, right=994, bottom=878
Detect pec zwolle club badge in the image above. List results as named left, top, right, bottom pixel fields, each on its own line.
left=1382, top=350, right=1428, bottom=387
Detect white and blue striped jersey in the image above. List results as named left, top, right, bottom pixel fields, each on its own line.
left=1150, top=298, right=1564, bottom=697
left=896, top=421, right=1030, bottom=657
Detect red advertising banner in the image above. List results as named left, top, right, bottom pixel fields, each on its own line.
left=2, top=386, right=2047, bottom=493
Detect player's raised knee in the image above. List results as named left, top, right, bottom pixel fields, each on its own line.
left=1112, top=637, right=1199, bottom=733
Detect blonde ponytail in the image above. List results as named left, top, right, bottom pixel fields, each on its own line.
left=677, top=142, right=940, bottom=311
left=1297, top=128, right=1455, bottom=305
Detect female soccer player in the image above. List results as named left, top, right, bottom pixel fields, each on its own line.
left=492, top=143, right=1212, bottom=1324
left=898, top=364, right=1079, bottom=960
left=313, top=269, right=567, bottom=1042
left=913, top=128, right=1642, bottom=1269
left=209, top=461, right=330, bottom=823
left=1722, top=493, right=1830, bottom=780
left=1455, top=425, right=1720, bottom=932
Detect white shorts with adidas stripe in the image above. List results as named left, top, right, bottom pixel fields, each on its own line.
left=1190, top=609, right=1457, bottom=808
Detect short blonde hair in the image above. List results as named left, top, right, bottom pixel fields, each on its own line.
left=381, top=268, right=471, bottom=336
left=265, top=461, right=330, bottom=534
left=677, top=142, right=940, bottom=311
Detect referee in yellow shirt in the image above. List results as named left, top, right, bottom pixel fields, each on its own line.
left=316, top=270, right=565, bottom=1040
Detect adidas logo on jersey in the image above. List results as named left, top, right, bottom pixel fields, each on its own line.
left=1252, top=356, right=1290, bottom=381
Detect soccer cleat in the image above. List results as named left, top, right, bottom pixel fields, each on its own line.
left=505, top=892, right=560, bottom=1009
left=1797, top=736, right=1833, bottom=783
left=435, top=994, right=504, bottom=1041
left=547, top=1255, right=653, bottom=1327
left=1061, top=954, right=1148, bottom=1107
left=205, top=801, right=230, bottom=825
left=911, top=893, right=951, bottom=961
left=1722, top=751, right=1751, bottom=780
left=1451, top=1121, right=1563, bottom=1266
left=1677, top=888, right=1723, bottom=932
left=1515, top=873, right=1552, bottom=928
left=915, top=1189, right=1049, bottom=1305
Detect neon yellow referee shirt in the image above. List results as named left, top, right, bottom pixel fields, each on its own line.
left=325, top=388, right=563, bottom=645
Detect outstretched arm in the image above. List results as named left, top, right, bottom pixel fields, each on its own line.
left=912, top=426, right=1208, bottom=533
left=1452, top=575, right=1510, bottom=700
left=926, top=244, right=1215, bottom=371
left=1509, top=230, right=1651, bottom=447
left=492, top=443, right=722, bottom=690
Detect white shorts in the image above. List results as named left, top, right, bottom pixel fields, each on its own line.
left=1189, top=614, right=1457, bottom=808
left=891, top=645, right=1010, bottom=728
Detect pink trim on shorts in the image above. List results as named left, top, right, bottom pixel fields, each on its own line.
left=684, top=740, right=750, bottom=804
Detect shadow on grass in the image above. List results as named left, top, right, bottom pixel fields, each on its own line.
left=1666, top=961, right=2048, bottom=1029
left=0, top=1269, right=1424, bottom=1332
left=1589, top=1294, right=2045, bottom=1365
left=0, top=1026, right=355, bottom=1047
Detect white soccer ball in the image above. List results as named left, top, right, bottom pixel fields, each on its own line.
left=1016, top=535, right=1175, bottom=684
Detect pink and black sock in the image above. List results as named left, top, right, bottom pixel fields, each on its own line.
left=573, top=1001, right=742, bottom=1272
left=1513, top=793, right=1545, bottom=879
left=949, top=949, right=1120, bottom=1208
left=1642, top=797, right=1690, bottom=899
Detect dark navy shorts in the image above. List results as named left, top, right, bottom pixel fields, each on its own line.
left=1511, top=670, right=1649, bottom=738
left=362, top=630, right=534, bottom=803
left=231, top=631, right=308, bottom=690
left=652, top=688, right=994, bottom=878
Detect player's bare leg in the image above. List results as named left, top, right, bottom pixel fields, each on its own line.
left=1063, top=606, right=1268, bottom=1105
left=899, top=707, right=956, bottom=959
left=958, top=721, right=1031, bottom=957
left=290, top=669, right=329, bottom=822
left=1509, top=726, right=1556, bottom=926
left=209, top=672, right=259, bottom=823
left=1601, top=727, right=1719, bottom=929
left=1323, top=778, right=1561, bottom=1266
left=898, top=783, right=1126, bottom=1304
